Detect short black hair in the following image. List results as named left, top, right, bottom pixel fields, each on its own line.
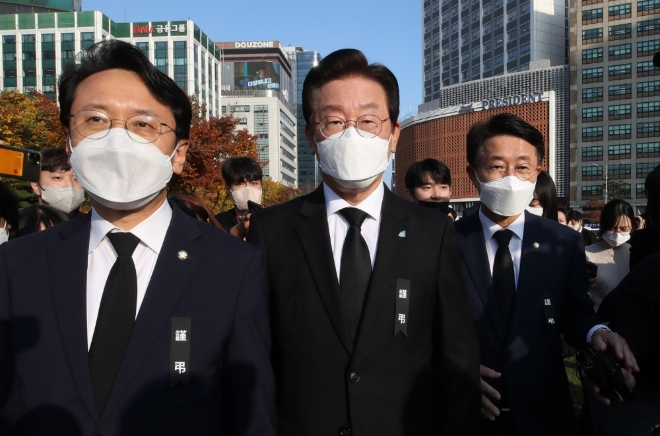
left=40, top=147, right=71, bottom=173
left=58, top=39, right=192, bottom=140
left=567, top=210, right=584, bottom=222
left=302, top=49, right=399, bottom=130
left=0, top=181, right=19, bottom=236
left=466, top=113, right=545, bottom=168
left=534, top=171, right=558, bottom=221
left=17, top=204, right=68, bottom=238
left=221, top=157, right=263, bottom=187
left=599, top=199, right=635, bottom=237
left=644, top=163, right=660, bottom=229
left=404, top=159, right=452, bottom=192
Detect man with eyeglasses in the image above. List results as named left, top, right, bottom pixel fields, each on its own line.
left=454, top=113, right=637, bottom=435
left=247, top=49, right=480, bottom=435
left=0, top=40, right=275, bottom=435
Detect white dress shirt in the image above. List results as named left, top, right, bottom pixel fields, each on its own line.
left=478, top=209, right=606, bottom=342
left=325, top=182, right=384, bottom=282
left=86, top=200, right=172, bottom=349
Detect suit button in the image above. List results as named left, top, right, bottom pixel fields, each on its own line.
left=338, top=427, right=352, bottom=436
left=349, top=372, right=360, bottom=383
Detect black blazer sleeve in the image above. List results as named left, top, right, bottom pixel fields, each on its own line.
left=435, top=220, right=481, bottom=435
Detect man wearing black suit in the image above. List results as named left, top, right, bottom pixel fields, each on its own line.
left=248, top=49, right=480, bottom=436
left=454, top=114, right=637, bottom=435
left=567, top=209, right=597, bottom=246
left=0, top=40, right=275, bottom=435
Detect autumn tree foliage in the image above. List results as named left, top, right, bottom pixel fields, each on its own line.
left=0, top=90, right=65, bottom=150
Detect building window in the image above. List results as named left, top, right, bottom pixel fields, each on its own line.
left=154, top=41, right=168, bottom=75
left=609, top=43, right=631, bottom=58
left=638, top=0, right=660, bottom=13
left=609, top=24, right=632, bottom=38
left=507, top=10, right=517, bottom=22
left=582, top=67, right=603, bottom=83
left=495, top=0, right=503, bottom=9
left=472, top=47, right=481, bottom=59
left=583, top=106, right=603, bottom=121
left=638, top=40, right=660, bottom=55
left=609, top=84, right=631, bottom=96
left=495, top=16, right=503, bottom=29
left=583, top=28, right=603, bottom=40
left=638, top=121, right=660, bottom=136
left=583, top=165, right=604, bottom=181
left=583, top=146, right=603, bottom=161
left=484, top=3, right=492, bottom=14
left=80, top=32, right=94, bottom=50
left=495, top=35, right=504, bottom=48
left=473, top=10, right=480, bottom=22
left=637, top=142, right=660, bottom=157
left=608, top=4, right=631, bottom=17
left=583, top=87, right=603, bottom=101
left=483, top=22, right=493, bottom=34
left=638, top=80, right=660, bottom=95
left=638, top=19, right=660, bottom=34
left=638, top=61, right=658, bottom=74
left=583, top=47, right=603, bottom=62
left=508, top=48, right=518, bottom=61
left=609, top=144, right=631, bottom=159
left=582, top=185, right=603, bottom=200
left=40, top=33, right=55, bottom=100
left=608, top=124, right=631, bottom=139
left=583, top=126, right=603, bottom=140
left=609, top=104, right=631, bottom=116
left=2, top=35, right=17, bottom=90
left=473, top=29, right=481, bottom=40
left=521, top=22, right=530, bottom=35
left=637, top=183, right=647, bottom=198
left=609, top=164, right=631, bottom=180
left=608, top=63, right=631, bottom=77
left=583, top=8, right=603, bottom=21
left=637, top=162, right=660, bottom=178
left=494, top=54, right=504, bottom=67
left=520, top=2, right=530, bottom=14
left=173, top=41, right=187, bottom=89
left=462, top=17, right=470, bottom=29
left=22, top=34, right=36, bottom=92
left=638, top=101, right=660, bottom=116
left=520, top=43, right=530, bottom=57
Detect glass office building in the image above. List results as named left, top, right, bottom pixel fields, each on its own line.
left=422, top=0, right=569, bottom=102
left=0, top=10, right=221, bottom=116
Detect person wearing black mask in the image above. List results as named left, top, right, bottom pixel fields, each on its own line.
left=404, top=158, right=453, bottom=216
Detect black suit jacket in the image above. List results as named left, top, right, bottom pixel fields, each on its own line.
left=581, top=227, right=597, bottom=246
left=454, top=211, right=600, bottom=436
left=248, top=185, right=481, bottom=436
left=215, top=207, right=239, bottom=232
left=0, top=205, right=275, bottom=435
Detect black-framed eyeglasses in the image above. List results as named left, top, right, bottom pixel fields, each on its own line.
left=314, top=115, right=390, bottom=139
left=70, top=109, right=175, bottom=144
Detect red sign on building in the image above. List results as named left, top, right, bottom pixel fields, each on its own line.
left=133, top=25, right=154, bottom=34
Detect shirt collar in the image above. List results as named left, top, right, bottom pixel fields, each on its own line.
left=478, top=208, right=526, bottom=242
left=89, top=200, right=173, bottom=254
left=324, top=182, right=384, bottom=222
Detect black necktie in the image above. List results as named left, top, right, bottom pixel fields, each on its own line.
left=338, top=207, right=372, bottom=339
left=492, top=229, right=516, bottom=332
left=89, top=232, right=141, bottom=413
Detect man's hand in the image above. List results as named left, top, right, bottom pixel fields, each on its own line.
left=229, top=213, right=251, bottom=239
left=590, top=367, right=636, bottom=405
left=590, top=329, right=639, bottom=405
left=480, top=364, right=502, bottom=421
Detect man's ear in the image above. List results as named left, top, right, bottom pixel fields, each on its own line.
left=30, top=181, right=41, bottom=196
left=389, top=121, right=401, bottom=154
left=171, top=140, right=189, bottom=175
left=405, top=188, right=416, bottom=202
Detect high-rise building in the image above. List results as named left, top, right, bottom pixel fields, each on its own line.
left=570, top=0, right=660, bottom=210
left=0, top=0, right=80, bottom=14
left=216, top=41, right=298, bottom=187
left=0, top=10, right=221, bottom=115
left=422, top=0, right=569, bottom=103
left=282, top=45, right=322, bottom=192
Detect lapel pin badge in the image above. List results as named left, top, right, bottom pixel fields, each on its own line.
left=177, top=250, right=188, bottom=260
left=533, top=242, right=540, bottom=249
left=398, top=230, right=406, bottom=238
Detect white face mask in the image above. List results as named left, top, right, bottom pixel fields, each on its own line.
left=231, top=186, right=262, bottom=212
left=601, top=231, right=630, bottom=248
left=41, top=185, right=85, bottom=214
left=568, top=223, right=581, bottom=232
left=525, top=206, right=544, bottom=217
left=477, top=175, right=536, bottom=217
left=70, top=129, right=179, bottom=211
left=0, top=221, right=8, bottom=245
left=315, top=127, right=391, bottom=189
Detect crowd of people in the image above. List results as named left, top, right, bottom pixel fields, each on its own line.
left=0, top=39, right=658, bottom=436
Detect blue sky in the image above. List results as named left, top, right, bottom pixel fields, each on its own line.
left=84, top=0, right=423, bottom=120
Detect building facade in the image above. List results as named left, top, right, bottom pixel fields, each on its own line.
left=282, top=45, right=322, bottom=192
left=423, top=0, right=569, bottom=103
left=570, top=0, right=660, bottom=209
left=0, top=10, right=221, bottom=116
left=0, top=0, right=80, bottom=14
left=217, top=41, right=298, bottom=187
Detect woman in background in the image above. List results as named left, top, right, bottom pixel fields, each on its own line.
left=585, top=199, right=634, bottom=311
left=17, top=204, right=68, bottom=237
left=527, top=171, right=559, bottom=221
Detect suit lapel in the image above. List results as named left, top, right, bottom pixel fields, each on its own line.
left=456, top=213, right=506, bottom=343
left=295, top=187, right=354, bottom=355
left=354, top=188, right=407, bottom=352
left=49, top=216, right=100, bottom=422
left=100, top=206, right=207, bottom=421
